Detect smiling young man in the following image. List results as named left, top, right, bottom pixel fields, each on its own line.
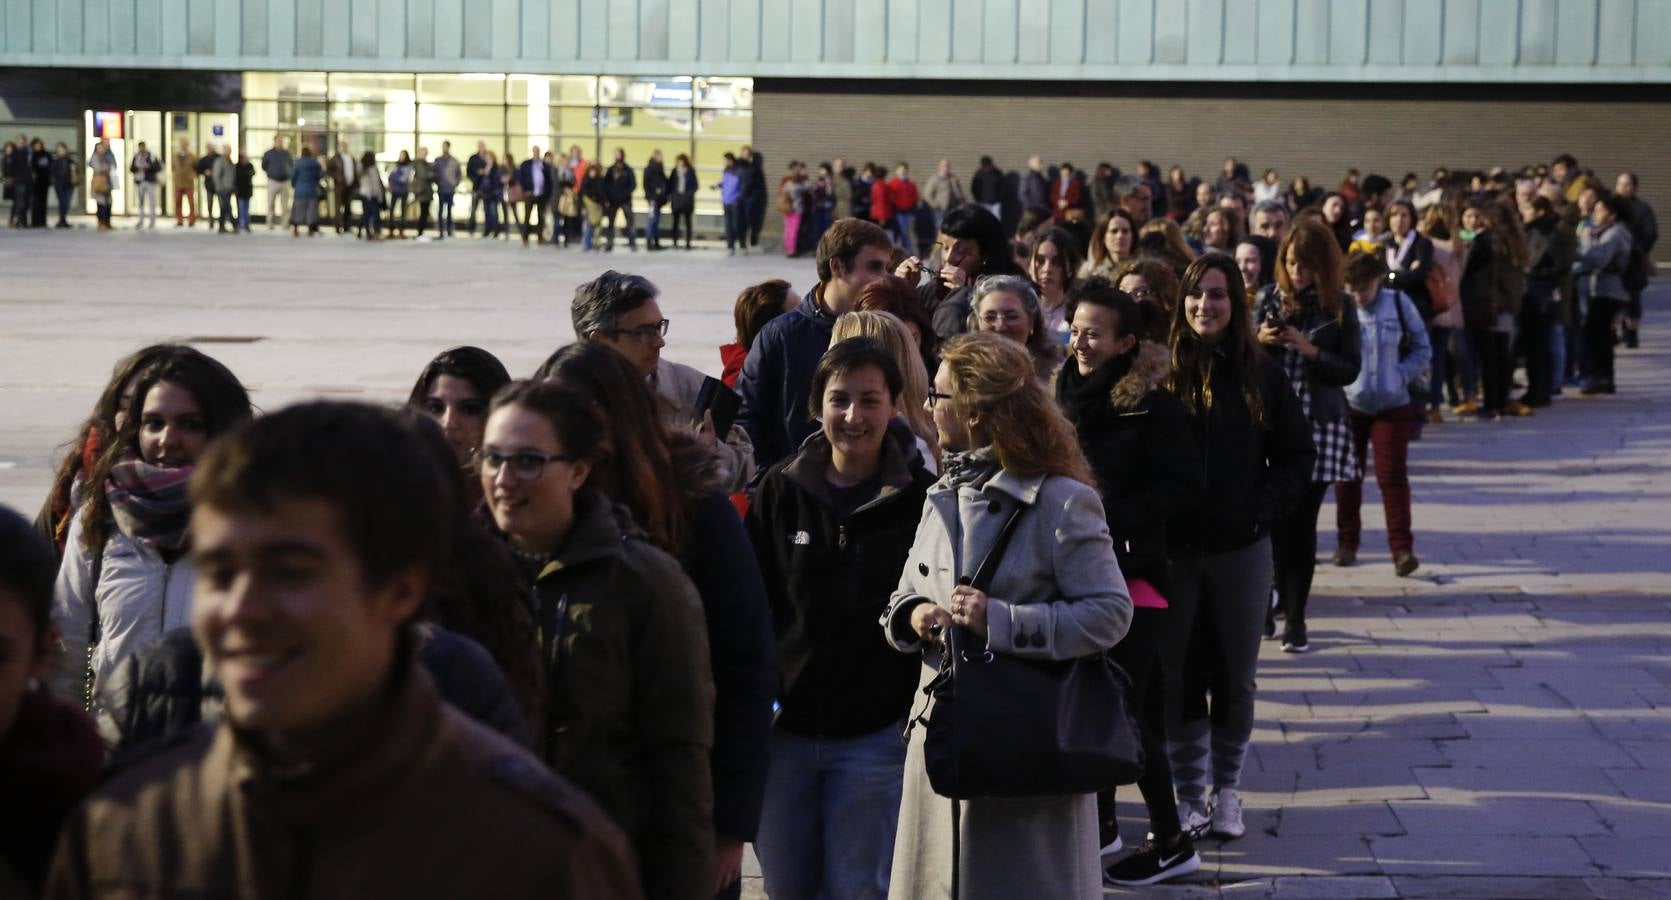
left=742, top=337, right=935, bottom=898
left=46, top=402, right=640, bottom=900
left=738, top=217, right=894, bottom=471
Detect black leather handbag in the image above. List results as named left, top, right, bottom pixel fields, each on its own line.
left=920, top=503, right=1145, bottom=800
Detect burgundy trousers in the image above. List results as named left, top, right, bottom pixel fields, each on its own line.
left=1335, top=403, right=1417, bottom=556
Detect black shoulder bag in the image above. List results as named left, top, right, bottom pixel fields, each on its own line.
left=920, top=502, right=1144, bottom=801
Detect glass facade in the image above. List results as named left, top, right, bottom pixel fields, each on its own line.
left=242, top=72, right=752, bottom=220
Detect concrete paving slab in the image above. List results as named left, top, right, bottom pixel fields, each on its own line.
left=1388, top=875, right=1597, bottom=899
left=1388, top=797, right=1611, bottom=836
left=1369, top=835, right=1599, bottom=877
left=1579, top=837, right=1671, bottom=878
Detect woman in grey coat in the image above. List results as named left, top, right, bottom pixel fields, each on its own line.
left=881, top=332, right=1133, bottom=900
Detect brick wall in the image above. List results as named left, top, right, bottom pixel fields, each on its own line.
left=755, top=79, right=1671, bottom=259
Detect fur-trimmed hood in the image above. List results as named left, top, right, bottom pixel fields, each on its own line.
left=1108, top=341, right=1172, bottom=411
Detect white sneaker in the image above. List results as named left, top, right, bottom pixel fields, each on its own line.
left=1211, top=788, right=1245, bottom=839
left=1178, top=800, right=1211, bottom=839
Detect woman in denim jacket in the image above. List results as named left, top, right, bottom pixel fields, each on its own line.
left=1335, top=252, right=1432, bottom=577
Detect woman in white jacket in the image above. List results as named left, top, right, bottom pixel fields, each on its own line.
left=51, top=350, right=251, bottom=739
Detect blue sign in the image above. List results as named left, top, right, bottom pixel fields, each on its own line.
left=212, top=124, right=225, bottom=136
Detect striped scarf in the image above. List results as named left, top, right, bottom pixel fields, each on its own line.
left=104, top=452, right=195, bottom=552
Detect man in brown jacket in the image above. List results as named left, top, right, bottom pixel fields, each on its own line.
left=47, top=402, right=641, bottom=900
left=170, top=138, right=196, bottom=226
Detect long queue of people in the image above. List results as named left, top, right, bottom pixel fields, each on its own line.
left=5, top=131, right=777, bottom=251
left=0, top=145, right=1656, bottom=898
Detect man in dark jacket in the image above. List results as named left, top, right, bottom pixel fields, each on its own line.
left=1018, top=154, right=1050, bottom=212
left=737, top=218, right=894, bottom=471
left=47, top=401, right=641, bottom=900
left=971, top=155, right=1005, bottom=220
left=465, top=141, right=489, bottom=234
left=260, top=135, right=293, bottom=229
left=603, top=147, right=637, bottom=251
left=194, top=145, right=221, bottom=229
left=516, top=145, right=550, bottom=245
left=742, top=145, right=768, bottom=248
left=1616, top=170, right=1658, bottom=348
left=643, top=149, right=668, bottom=250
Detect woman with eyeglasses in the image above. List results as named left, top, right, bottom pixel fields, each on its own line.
left=745, top=337, right=936, bottom=900
left=1112, top=258, right=1180, bottom=343
left=1164, top=254, right=1312, bottom=845
left=479, top=378, right=717, bottom=900
left=407, top=346, right=511, bottom=508
left=883, top=332, right=1131, bottom=900
left=968, top=275, right=1062, bottom=384
left=534, top=342, right=776, bottom=900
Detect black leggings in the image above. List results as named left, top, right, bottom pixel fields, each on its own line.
left=1585, top=296, right=1625, bottom=384
left=1271, top=481, right=1330, bottom=630
left=670, top=207, right=694, bottom=246
left=1098, top=605, right=1181, bottom=840
left=1474, top=327, right=1514, bottom=414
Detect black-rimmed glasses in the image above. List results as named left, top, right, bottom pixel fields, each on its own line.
left=926, top=390, right=954, bottom=408
left=606, top=319, right=670, bottom=342
left=475, top=449, right=575, bottom=481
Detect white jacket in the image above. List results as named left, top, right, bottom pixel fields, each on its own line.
left=51, top=512, right=196, bottom=740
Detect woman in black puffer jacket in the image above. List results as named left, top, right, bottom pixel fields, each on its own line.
left=1055, top=278, right=1204, bottom=875
left=1253, top=220, right=1362, bottom=652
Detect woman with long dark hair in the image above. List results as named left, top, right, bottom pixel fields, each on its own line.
left=895, top=204, right=1026, bottom=342
left=884, top=332, right=1131, bottom=899
left=479, top=378, right=716, bottom=899
left=50, top=351, right=253, bottom=737
left=535, top=342, right=776, bottom=900
left=1254, top=220, right=1362, bottom=652
left=1029, top=226, right=1085, bottom=345
left=1082, top=209, right=1138, bottom=279
left=1166, top=254, right=1312, bottom=842
left=36, top=345, right=191, bottom=558
left=407, top=346, right=512, bottom=506
left=1459, top=201, right=1532, bottom=416
left=1054, top=279, right=1204, bottom=886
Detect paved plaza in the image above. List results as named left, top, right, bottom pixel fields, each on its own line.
left=3, top=228, right=1670, bottom=898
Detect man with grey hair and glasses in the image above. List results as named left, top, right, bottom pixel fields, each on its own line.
left=571, top=270, right=755, bottom=491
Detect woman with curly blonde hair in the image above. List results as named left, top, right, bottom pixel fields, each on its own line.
left=883, top=332, right=1129, bottom=900
left=832, top=309, right=940, bottom=467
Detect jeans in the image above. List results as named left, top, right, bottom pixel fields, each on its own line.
left=1584, top=295, right=1625, bottom=385
left=723, top=202, right=742, bottom=250
left=390, top=192, right=408, bottom=230
left=217, top=191, right=234, bottom=230
left=1337, top=405, right=1417, bottom=556
left=581, top=218, right=596, bottom=251
left=437, top=191, right=454, bottom=235
left=267, top=181, right=290, bottom=227
left=893, top=211, right=916, bottom=256
left=646, top=203, right=662, bottom=244
left=467, top=190, right=483, bottom=232
left=136, top=182, right=158, bottom=225
left=1098, top=603, right=1182, bottom=840
left=54, top=184, right=73, bottom=224
left=483, top=196, right=499, bottom=236
left=360, top=196, right=381, bottom=235
left=754, top=724, right=905, bottom=900
left=1163, top=537, right=1273, bottom=804
left=1550, top=323, right=1568, bottom=393
left=235, top=196, right=250, bottom=232
left=1426, top=323, right=1451, bottom=409
left=1449, top=326, right=1479, bottom=403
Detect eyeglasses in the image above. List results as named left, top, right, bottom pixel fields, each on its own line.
left=979, top=311, right=1026, bottom=326
left=605, top=319, right=670, bottom=342
left=926, top=390, right=954, bottom=408
left=475, top=449, right=574, bottom=481
left=1126, top=286, right=1156, bottom=302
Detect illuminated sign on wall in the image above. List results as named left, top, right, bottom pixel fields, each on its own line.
left=93, top=111, right=124, bottom=139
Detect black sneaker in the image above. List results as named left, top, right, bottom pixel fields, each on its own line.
left=1281, top=624, right=1310, bottom=653
left=1105, top=836, right=1202, bottom=887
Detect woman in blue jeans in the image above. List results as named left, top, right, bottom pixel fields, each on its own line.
left=721, top=152, right=746, bottom=255
left=746, top=338, right=935, bottom=899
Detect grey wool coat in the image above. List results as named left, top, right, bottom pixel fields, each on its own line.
left=880, top=457, right=1133, bottom=900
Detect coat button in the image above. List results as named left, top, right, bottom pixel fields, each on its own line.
left=918, top=563, right=929, bottom=576
left=1014, top=633, right=1028, bottom=648
left=1031, top=632, right=1047, bottom=648
left=987, top=500, right=1001, bottom=514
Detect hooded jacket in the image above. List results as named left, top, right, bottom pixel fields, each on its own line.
left=1169, top=352, right=1315, bottom=555
left=526, top=491, right=716, bottom=900
left=51, top=513, right=197, bottom=741
left=1055, top=342, right=1203, bottom=584
left=736, top=286, right=839, bottom=471
left=745, top=432, right=934, bottom=739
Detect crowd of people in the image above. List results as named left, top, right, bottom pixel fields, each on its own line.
left=0, top=146, right=1658, bottom=899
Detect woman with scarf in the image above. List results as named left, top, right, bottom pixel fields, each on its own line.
left=1054, top=279, right=1205, bottom=886
left=883, top=332, right=1131, bottom=900
left=1254, top=218, right=1362, bottom=653
left=35, top=345, right=193, bottom=559
left=50, top=350, right=252, bottom=738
